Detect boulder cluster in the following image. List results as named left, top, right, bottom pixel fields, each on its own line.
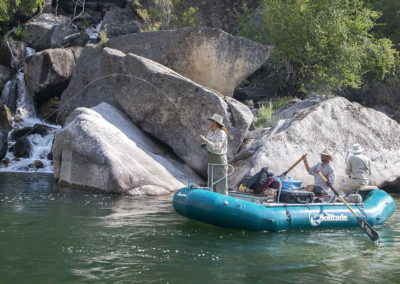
left=0, top=1, right=399, bottom=194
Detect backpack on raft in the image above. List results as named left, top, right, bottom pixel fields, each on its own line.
left=278, top=190, right=314, bottom=204
left=241, top=167, right=276, bottom=193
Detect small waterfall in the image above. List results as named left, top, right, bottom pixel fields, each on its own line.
left=0, top=72, right=59, bottom=173
left=14, top=72, right=36, bottom=120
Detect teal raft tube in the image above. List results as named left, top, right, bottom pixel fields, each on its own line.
left=173, top=188, right=396, bottom=231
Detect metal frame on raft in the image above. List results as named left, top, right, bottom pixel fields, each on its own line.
left=206, top=163, right=235, bottom=190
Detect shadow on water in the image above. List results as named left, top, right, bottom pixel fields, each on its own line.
left=0, top=172, right=399, bottom=283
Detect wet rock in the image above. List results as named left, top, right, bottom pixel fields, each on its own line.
left=38, top=97, right=59, bottom=124
left=0, top=104, right=13, bottom=131
left=33, top=160, right=44, bottom=168
left=13, top=136, right=31, bottom=158
left=0, top=64, right=15, bottom=91
left=1, top=157, right=10, bottom=167
left=0, top=130, right=8, bottom=160
left=10, top=124, right=54, bottom=140
left=24, top=47, right=83, bottom=101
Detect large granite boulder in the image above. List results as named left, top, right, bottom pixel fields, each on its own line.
left=59, top=47, right=253, bottom=174
left=105, top=26, right=272, bottom=96
left=24, top=13, right=78, bottom=50
left=24, top=47, right=83, bottom=101
left=230, top=97, right=400, bottom=191
left=53, top=102, right=203, bottom=195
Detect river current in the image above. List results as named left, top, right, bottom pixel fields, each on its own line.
left=0, top=172, right=399, bottom=283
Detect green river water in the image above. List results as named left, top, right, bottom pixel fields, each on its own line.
left=0, top=172, right=399, bottom=284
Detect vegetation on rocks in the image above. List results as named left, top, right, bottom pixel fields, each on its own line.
left=256, top=97, right=293, bottom=128
left=132, top=0, right=199, bottom=31
left=237, top=0, right=399, bottom=97
left=0, top=0, right=45, bottom=33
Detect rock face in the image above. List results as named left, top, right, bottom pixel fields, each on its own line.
left=57, top=45, right=107, bottom=122
left=230, top=97, right=400, bottom=190
left=53, top=102, right=203, bottom=195
left=101, top=6, right=141, bottom=37
left=0, top=40, right=27, bottom=69
left=0, top=104, right=13, bottom=131
left=24, top=47, right=83, bottom=101
left=59, top=47, right=253, bottom=174
left=13, top=137, right=32, bottom=158
left=0, top=64, right=15, bottom=91
left=0, top=130, right=8, bottom=160
left=24, top=13, right=78, bottom=50
left=105, top=26, right=272, bottom=96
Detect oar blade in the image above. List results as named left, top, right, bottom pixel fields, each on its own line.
left=359, top=218, right=380, bottom=242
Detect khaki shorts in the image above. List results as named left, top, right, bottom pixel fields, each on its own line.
left=339, top=179, right=368, bottom=194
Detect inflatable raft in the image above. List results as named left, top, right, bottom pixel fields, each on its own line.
left=173, top=181, right=396, bottom=232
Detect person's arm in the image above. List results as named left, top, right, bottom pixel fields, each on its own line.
left=328, top=166, right=336, bottom=185
left=205, top=131, right=225, bottom=154
left=345, top=156, right=352, bottom=176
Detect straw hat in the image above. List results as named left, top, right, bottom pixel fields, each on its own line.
left=348, top=144, right=364, bottom=154
left=320, top=148, right=333, bottom=159
left=208, top=114, right=225, bottom=127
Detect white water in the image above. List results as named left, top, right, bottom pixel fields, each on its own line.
left=0, top=72, right=60, bottom=173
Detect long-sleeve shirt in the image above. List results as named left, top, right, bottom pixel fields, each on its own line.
left=346, top=154, right=371, bottom=182
left=205, top=129, right=227, bottom=155
left=308, top=162, right=336, bottom=191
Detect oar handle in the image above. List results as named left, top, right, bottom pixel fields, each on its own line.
left=282, top=154, right=306, bottom=176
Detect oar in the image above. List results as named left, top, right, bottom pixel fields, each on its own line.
left=281, top=154, right=306, bottom=176
left=317, top=171, right=379, bottom=242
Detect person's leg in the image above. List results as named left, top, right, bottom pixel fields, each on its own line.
left=312, top=185, right=325, bottom=197
left=305, top=185, right=314, bottom=192
left=208, top=154, right=228, bottom=195
left=338, top=179, right=362, bottom=195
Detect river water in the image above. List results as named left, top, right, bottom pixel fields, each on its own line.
left=0, top=172, right=399, bottom=283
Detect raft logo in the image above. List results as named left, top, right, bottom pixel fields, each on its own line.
left=309, top=212, right=349, bottom=226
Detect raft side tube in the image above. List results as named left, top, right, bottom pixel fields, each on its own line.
left=173, top=188, right=396, bottom=232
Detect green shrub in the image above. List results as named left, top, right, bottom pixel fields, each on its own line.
left=0, top=0, right=45, bottom=33
left=133, top=0, right=199, bottom=31
left=13, top=25, right=25, bottom=40
left=256, top=97, right=295, bottom=128
left=237, top=0, right=399, bottom=97
left=256, top=102, right=274, bottom=128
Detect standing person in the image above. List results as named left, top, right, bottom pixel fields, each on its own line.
left=302, top=149, right=336, bottom=197
left=339, top=143, right=371, bottom=194
left=199, top=114, right=229, bottom=195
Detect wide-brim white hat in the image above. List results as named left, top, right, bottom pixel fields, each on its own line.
left=320, top=148, right=333, bottom=159
left=348, top=143, right=364, bottom=154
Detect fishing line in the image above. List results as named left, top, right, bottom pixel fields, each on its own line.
left=13, top=73, right=168, bottom=139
